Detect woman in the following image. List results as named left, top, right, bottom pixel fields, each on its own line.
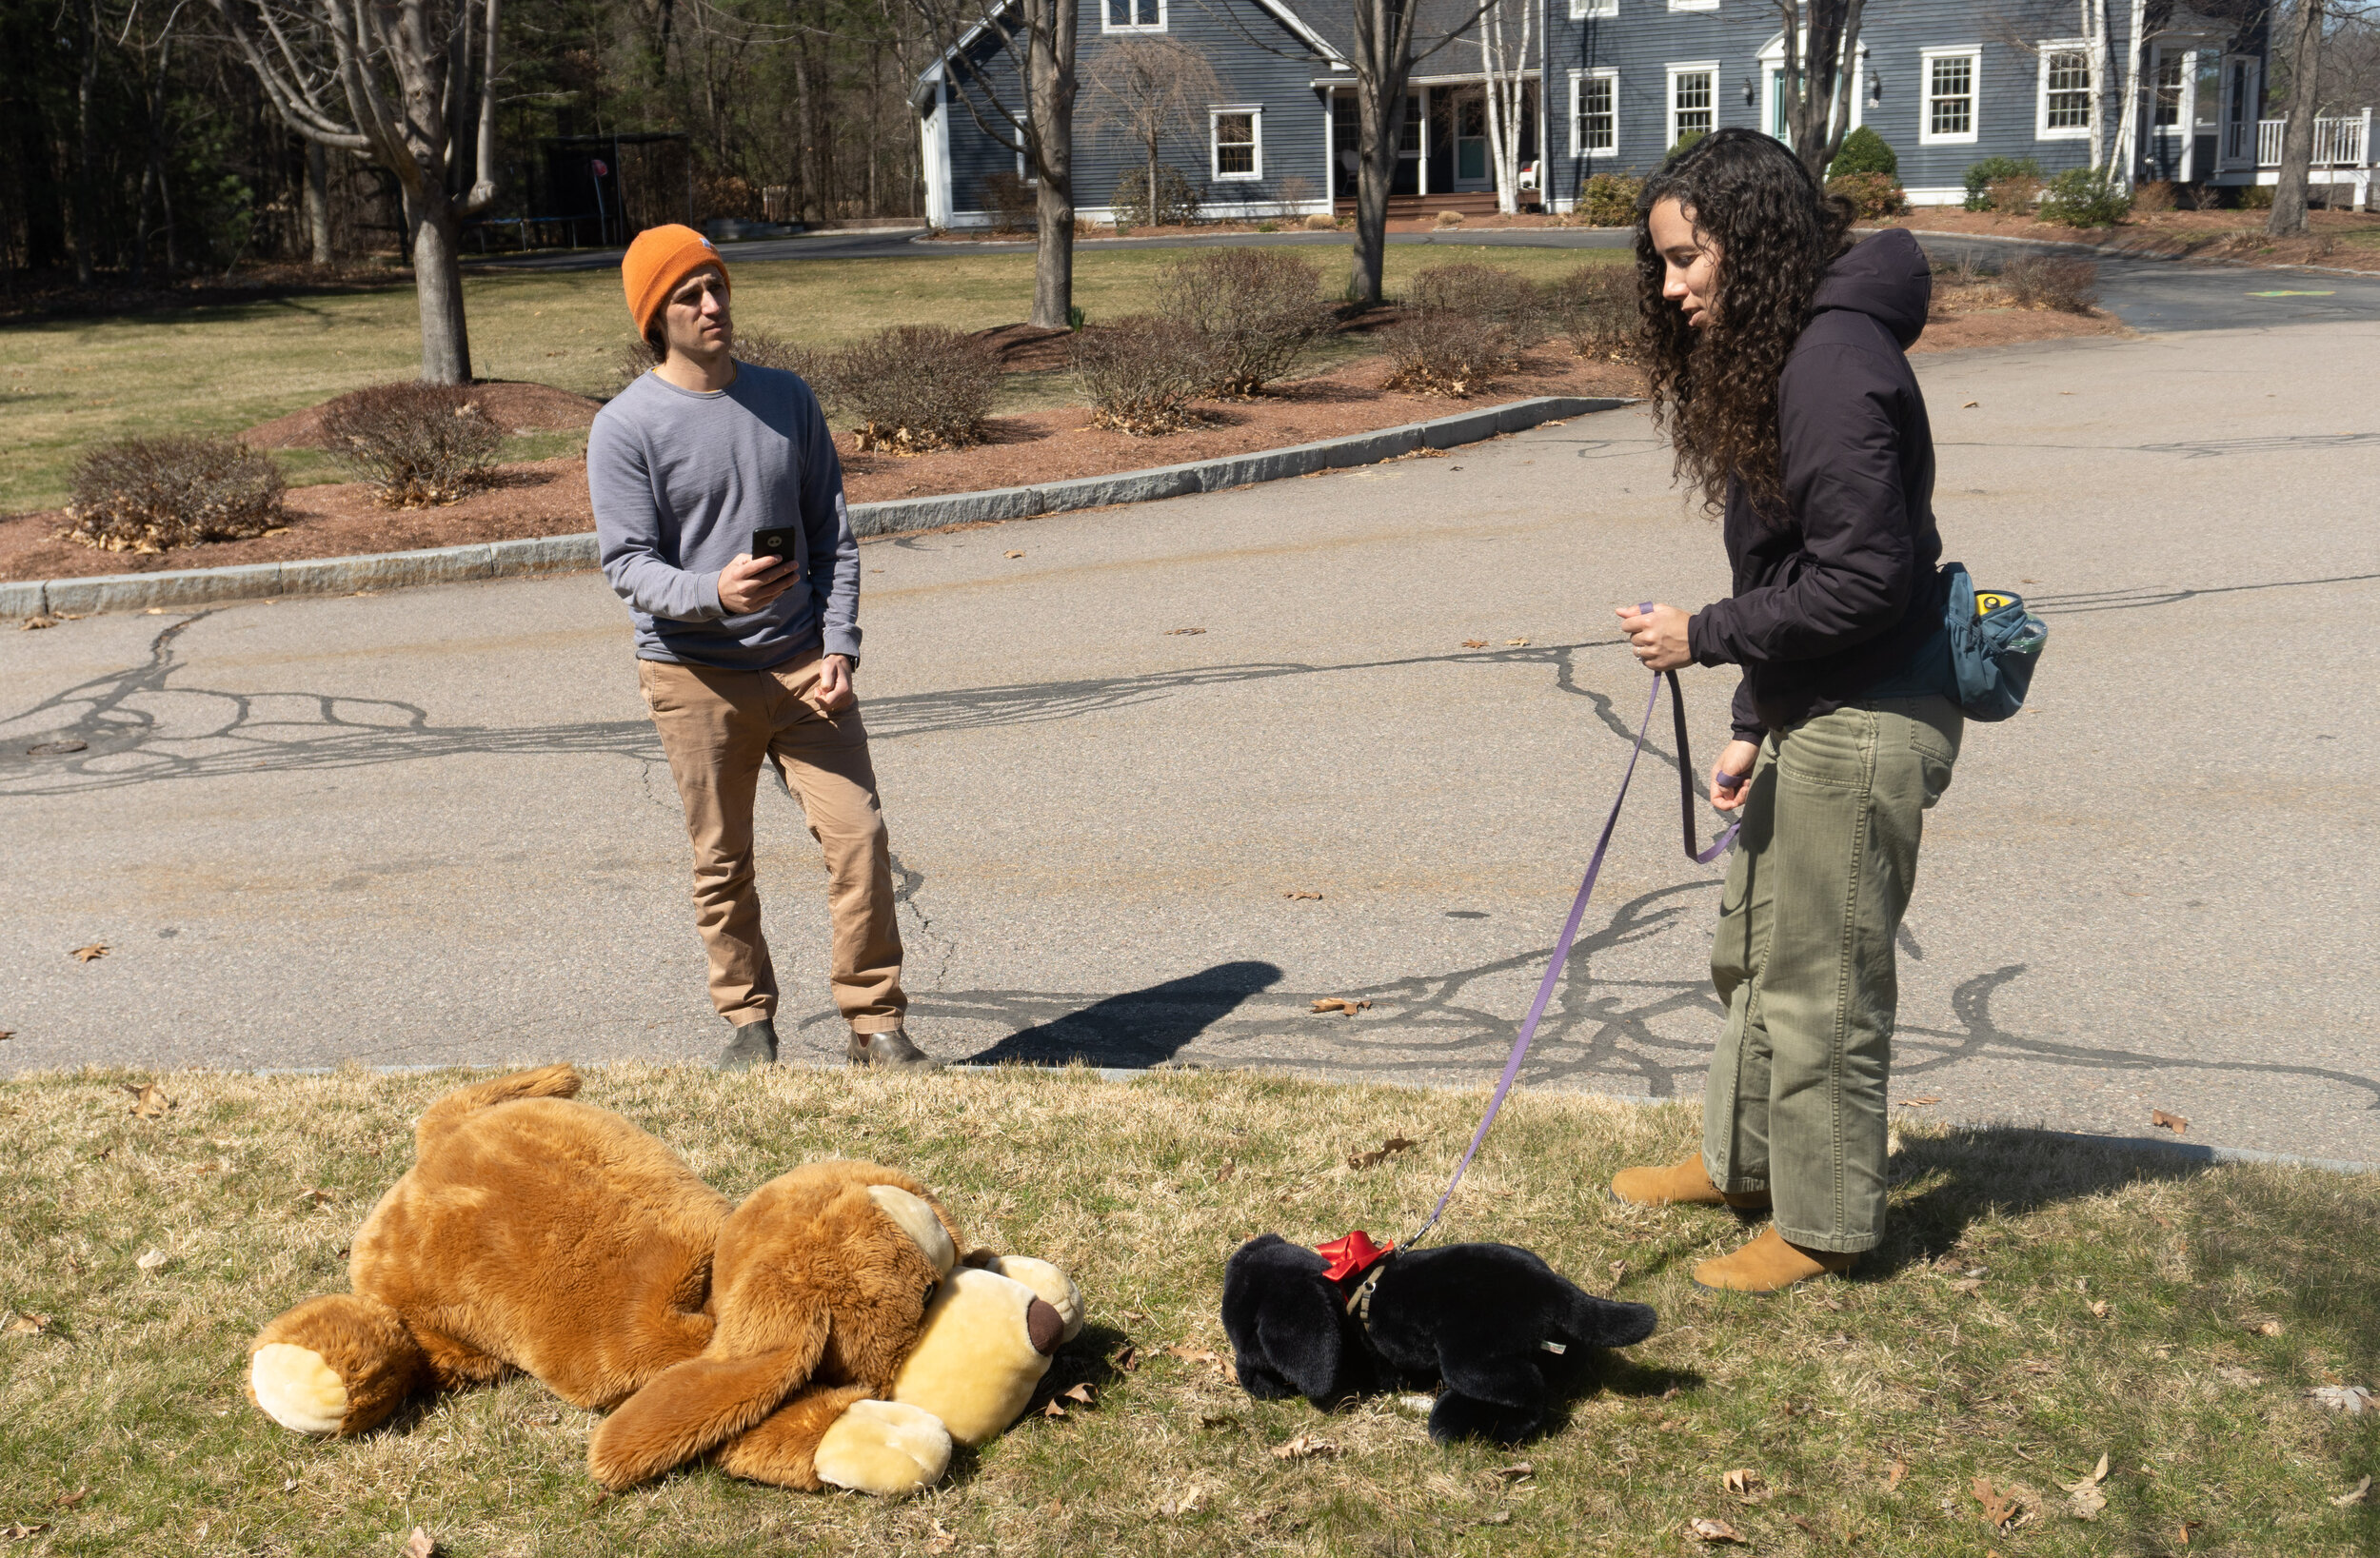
left=1607, top=129, right=1962, bottom=1293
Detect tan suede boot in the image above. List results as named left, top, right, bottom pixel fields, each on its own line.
left=1609, top=1154, right=1771, bottom=1212
left=1691, top=1226, right=1854, bottom=1293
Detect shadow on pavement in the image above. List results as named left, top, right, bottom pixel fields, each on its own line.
left=963, top=959, right=1284, bottom=1068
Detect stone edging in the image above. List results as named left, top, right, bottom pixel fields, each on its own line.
left=1, top=394, right=1630, bottom=621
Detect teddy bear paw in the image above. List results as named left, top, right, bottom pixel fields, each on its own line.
left=250, top=1343, right=350, bottom=1435
left=813, top=1399, right=952, bottom=1496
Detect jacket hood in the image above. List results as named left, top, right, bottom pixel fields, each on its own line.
left=1808, top=227, right=1932, bottom=348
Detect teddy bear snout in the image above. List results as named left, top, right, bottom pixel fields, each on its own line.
left=1025, top=1298, right=1064, bottom=1357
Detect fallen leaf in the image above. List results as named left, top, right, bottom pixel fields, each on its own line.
left=402, top=1528, right=437, bottom=1558
left=135, top=1248, right=169, bottom=1272
left=2247, top=1318, right=2283, bottom=1337
left=1505, top=637, right=1529, bottom=645
left=2216, top=1365, right=2264, bottom=1388
left=1460, top=639, right=1488, bottom=648
left=0, top=1031, right=12, bottom=1041
left=71, top=943, right=109, bottom=963
left=1948, top=1277, right=1985, bottom=1296
left=1221, top=1356, right=1238, bottom=1385
left=48, top=1489, right=86, bottom=1510
left=1886, top=1460, right=1908, bottom=1489
left=2177, top=1518, right=2202, bottom=1545
left=22, top=615, right=58, bottom=630
left=122, top=1082, right=172, bottom=1119
left=2151, top=1109, right=2189, bottom=1134
left=1788, top=1514, right=1822, bottom=1536
left=1162, top=1344, right=1220, bottom=1366
left=1897, top=1095, right=1941, bottom=1108
left=1962, top=399, right=1980, bottom=408
left=3, top=1312, right=52, bottom=1337
left=1213, top=1160, right=1234, bottom=1183
left=1113, top=1346, right=1140, bottom=1374
left=1686, top=1516, right=1745, bottom=1544
left=1472, top=1509, right=1512, bottom=1526
left=2063, top=1453, right=2111, bottom=1518
left=1972, top=1476, right=2041, bottom=1532
left=2020, top=1358, right=2053, bottom=1375
left=1271, top=1435, right=1339, bottom=1460
left=298, top=1187, right=334, bottom=1206
left=1484, top=1462, right=1534, bottom=1483
left=2090, top=1300, right=2111, bottom=1318
left=1041, top=1398, right=1067, bottom=1418
left=1309, top=996, right=1372, bottom=1016
left=2332, top=1475, right=2371, bottom=1507
left=3, top=1524, right=51, bottom=1541
left=1162, top=626, right=1206, bottom=636
left=2308, top=1385, right=2373, bottom=1414
left=2061, top=1452, right=2111, bottom=1493
left=1003, top=549, right=1024, bottom=559
left=1347, top=1135, right=1416, bottom=1169
left=1061, top=1383, right=1094, bottom=1406
left=1197, top=1411, right=1236, bottom=1429
left=1281, top=890, right=1323, bottom=901
left=1723, top=1468, right=1766, bottom=1499
left=923, top=1520, right=957, bottom=1554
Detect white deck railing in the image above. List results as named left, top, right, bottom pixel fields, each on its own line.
left=2256, top=113, right=2371, bottom=168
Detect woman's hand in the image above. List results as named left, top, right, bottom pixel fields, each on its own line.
left=1710, top=740, right=1760, bottom=811
left=1615, top=602, right=1693, bottom=672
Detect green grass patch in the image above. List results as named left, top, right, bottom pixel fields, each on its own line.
left=2, top=1064, right=2372, bottom=1554
left=0, top=246, right=1627, bottom=513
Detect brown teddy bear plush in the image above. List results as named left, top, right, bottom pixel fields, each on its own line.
left=245, top=1065, right=1081, bottom=1495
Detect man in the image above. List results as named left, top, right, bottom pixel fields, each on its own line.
left=587, top=224, right=934, bottom=1070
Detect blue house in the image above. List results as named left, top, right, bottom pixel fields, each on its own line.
left=913, top=0, right=2287, bottom=225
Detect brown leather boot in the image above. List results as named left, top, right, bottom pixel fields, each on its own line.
left=1610, top=1154, right=1771, bottom=1212
left=1691, top=1226, right=1854, bottom=1293
left=847, top=1027, right=942, bottom=1070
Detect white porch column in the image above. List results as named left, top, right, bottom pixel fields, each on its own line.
left=1418, top=86, right=1431, bottom=197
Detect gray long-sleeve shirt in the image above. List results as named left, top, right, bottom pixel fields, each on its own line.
left=587, top=364, right=862, bottom=670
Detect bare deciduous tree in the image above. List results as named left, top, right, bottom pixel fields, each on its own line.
left=1772, top=0, right=1868, bottom=181
left=912, top=0, right=1078, bottom=327
left=1085, top=35, right=1222, bottom=225
left=211, top=0, right=503, bottom=382
left=1474, top=0, right=1530, bottom=215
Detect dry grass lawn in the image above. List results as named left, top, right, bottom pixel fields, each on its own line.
left=3, top=1063, right=2374, bottom=1556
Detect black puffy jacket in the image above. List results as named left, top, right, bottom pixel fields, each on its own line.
left=1685, top=227, right=1947, bottom=742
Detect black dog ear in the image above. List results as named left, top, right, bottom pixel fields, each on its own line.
left=1583, top=1296, right=1659, bottom=1350
left=1221, top=1235, right=1353, bottom=1408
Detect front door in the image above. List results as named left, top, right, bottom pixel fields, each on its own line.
left=2219, top=56, right=2258, bottom=169
left=1453, top=90, right=1492, bottom=188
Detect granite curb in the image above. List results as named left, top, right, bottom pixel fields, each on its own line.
left=2, top=394, right=1630, bottom=621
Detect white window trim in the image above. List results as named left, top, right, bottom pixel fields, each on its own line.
left=2034, top=38, right=2092, bottom=141
left=1665, top=61, right=1719, bottom=149
left=1757, top=33, right=1866, bottom=143
left=1099, top=0, right=1165, bottom=32
left=1211, top=105, right=1262, bottom=181
left=2151, top=45, right=2190, bottom=135
left=1569, top=0, right=1615, bottom=18
left=1568, top=67, right=1620, bottom=158
left=1668, top=0, right=1716, bottom=13
left=1918, top=46, right=1982, bottom=147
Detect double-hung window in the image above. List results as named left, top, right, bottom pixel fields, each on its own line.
left=1102, top=0, right=1161, bottom=31
left=1570, top=0, right=1616, bottom=17
left=2152, top=51, right=2183, bottom=128
left=2037, top=42, right=2091, bottom=138
left=1666, top=63, right=1716, bottom=148
left=1573, top=69, right=1618, bottom=157
left=1211, top=108, right=1260, bottom=180
left=1919, top=47, right=1981, bottom=145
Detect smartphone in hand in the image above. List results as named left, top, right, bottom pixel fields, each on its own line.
left=750, top=526, right=802, bottom=579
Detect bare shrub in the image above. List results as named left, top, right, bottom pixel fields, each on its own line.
left=61, top=436, right=287, bottom=553
left=829, top=325, right=1001, bottom=453
left=318, top=383, right=504, bottom=506
left=1072, top=315, right=1214, bottom=434
left=1433, top=208, right=1466, bottom=228
left=1984, top=174, right=2042, bottom=213
left=2131, top=180, right=2178, bottom=213
left=1550, top=263, right=1638, bottom=362
left=2002, top=256, right=2099, bottom=314
left=1276, top=173, right=1318, bottom=213
left=1405, top=263, right=1549, bottom=350
left=1379, top=310, right=1514, bottom=399
left=1159, top=247, right=1336, bottom=396
left=981, top=170, right=1037, bottom=233
left=1302, top=212, right=1338, bottom=231
left=1112, top=165, right=1200, bottom=228
left=1825, top=171, right=1910, bottom=219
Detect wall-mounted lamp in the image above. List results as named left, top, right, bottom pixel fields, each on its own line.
left=1866, top=70, right=1884, bottom=108
left=1743, top=76, right=1758, bottom=108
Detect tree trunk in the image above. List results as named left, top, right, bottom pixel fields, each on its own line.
left=73, top=0, right=99, bottom=286
left=1349, top=85, right=1403, bottom=306
left=2268, top=0, right=2325, bottom=235
left=1024, top=0, right=1076, bottom=327
left=1782, top=0, right=1865, bottom=182
left=413, top=204, right=474, bottom=384
left=306, top=140, right=333, bottom=265
left=1146, top=128, right=1160, bottom=225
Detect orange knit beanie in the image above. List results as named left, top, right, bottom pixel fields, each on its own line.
left=621, top=224, right=729, bottom=340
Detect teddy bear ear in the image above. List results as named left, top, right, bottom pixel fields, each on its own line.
left=1582, top=1297, right=1659, bottom=1350
left=1221, top=1237, right=1349, bottom=1408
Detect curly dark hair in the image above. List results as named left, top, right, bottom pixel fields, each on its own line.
left=1634, top=128, right=1854, bottom=519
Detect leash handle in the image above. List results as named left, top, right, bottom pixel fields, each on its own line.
left=1666, top=669, right=1742, bottom=863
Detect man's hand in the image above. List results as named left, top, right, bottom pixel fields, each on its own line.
left=811, top=653, right=856, bottom=714
left=1711, top=739, right=1761, bottom=812
left=718, top=553, right=796, bottom=616
left=1616, top=602, right=1693, bottom=672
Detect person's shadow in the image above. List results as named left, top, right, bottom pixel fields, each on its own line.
left=962, top=960, right=1282, bottom=1069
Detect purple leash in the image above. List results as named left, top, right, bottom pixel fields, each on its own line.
left=1400, top=625, right=1742, bottom=1252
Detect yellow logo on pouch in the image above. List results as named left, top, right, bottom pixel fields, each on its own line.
left=1974, top=592, right=2014, bottom=617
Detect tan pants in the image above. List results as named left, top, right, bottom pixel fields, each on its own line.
left=637, top=652, right=906, bottom=1034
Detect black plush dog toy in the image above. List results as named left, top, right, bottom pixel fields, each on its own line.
left=1222, top=1231, right=1657, bottom=1444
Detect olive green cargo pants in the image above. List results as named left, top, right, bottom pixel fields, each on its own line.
left=1700, top=696, right=1963, bottom=1253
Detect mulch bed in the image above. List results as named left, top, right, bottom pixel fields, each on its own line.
left=0, top=305, right=2119, bottom=584
left=1889, top=207, right=2380, bottom=272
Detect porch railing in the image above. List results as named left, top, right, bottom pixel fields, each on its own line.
left=2256, top=112, right=2371, bottom=168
